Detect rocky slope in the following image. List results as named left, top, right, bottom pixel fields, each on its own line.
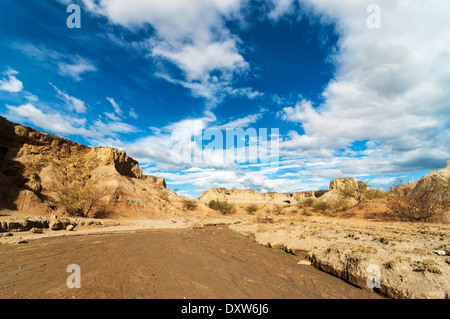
left=0, top=116, right=182, bottom=219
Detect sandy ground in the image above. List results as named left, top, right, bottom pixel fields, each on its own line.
left=0, top=224, right=380, bottom=299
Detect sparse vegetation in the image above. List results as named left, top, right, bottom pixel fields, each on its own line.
left=414, top=259, right=442, bottom=275
left=313, top=201, right=329, bottom=212
left=182, top=199, right=198, bottom=211
left=364, top=189, right=386, bottom=200
left=91, top=208, right=112, bottom=219
left=328, top=196, right=350, bottom=214
left=299, top=198, right=314, bottom=208
left=387, top=178, right=450, bottom=223
left=244, top=204, right=259, bottom=215
left=208, top=199, right=235, bottom=215
left=339, top=181, right=370, bottom=205
left=272, top=204, right=284, bottom=215
left=56, top=186, right=102, bottom=217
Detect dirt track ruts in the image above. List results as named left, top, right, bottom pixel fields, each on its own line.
left=0, top=225, right=382, bottom=299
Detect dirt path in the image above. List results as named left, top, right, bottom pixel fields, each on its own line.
left=0, top=225, right=381, bottom=299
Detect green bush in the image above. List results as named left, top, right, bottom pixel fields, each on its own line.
left=209, top=199, right=235, bottom=215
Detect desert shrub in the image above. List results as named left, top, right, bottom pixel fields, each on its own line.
left=299, top=198, right=315, bottom=208
left=339, top=181, right=370, bottom=204
left=91, top=208, right=112, bottom=219
left=313, top=201, right=329, bottom=212
left=57, top=187, right=102, bottom=217
left=387, top=178, right=450, bottom=223
left=272, top=204, right=284, bottom=215
left=209, top=199, right=235, bottom=215
left=328, top=196, right=349, bottom=214
left=244, top=204, right=259, bottom=215
left=364, top=189, right=386, bottom=200
left=182, top=199, right=198, bottom=211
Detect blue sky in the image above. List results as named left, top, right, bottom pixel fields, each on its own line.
left=1, top=0, right=449, bottom=197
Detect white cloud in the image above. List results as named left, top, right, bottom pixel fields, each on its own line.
left=6, top=103, right=89, bottom=136
left=151, top=39, right=247, bottom=82
left=5, top=102, right=138, bottom=145
left=267, top=0, right=296, bottom=21
left=104, top=112, right=121, bottom=121
left=93, top=119, right=139, bottom=135
left=58, top=57, right=97, bottom=82
left=50, top=83, right=87, bottom=113
left=0, top=69, right=23, bottom=93
left=106, top=97, right=123, bottom=116
left=81, top=0, right=249, bottom=102
left=13, top=41, right=97, bottom=82
left=277, top=0, right=450, bottom=173
left=216, top=112, right=264, bottom=129
left=129, top=108, right=138, bottom=119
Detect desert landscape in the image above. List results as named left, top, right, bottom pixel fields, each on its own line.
left=1, top=116, right=449, bottom=299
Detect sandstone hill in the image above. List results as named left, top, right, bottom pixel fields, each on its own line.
left=0, top=116, right=183, bottom=219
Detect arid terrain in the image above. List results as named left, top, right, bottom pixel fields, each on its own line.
left=0, top=222, right=381, bottom=299
left=1, top=116, right=449, bottom=299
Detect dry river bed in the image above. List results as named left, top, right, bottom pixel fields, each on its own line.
left=0, top=221, right=380, bottom=299
left=1, top=214, right=449, bottom=299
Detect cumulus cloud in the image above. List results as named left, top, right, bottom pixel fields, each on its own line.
left=0, top=69, right=23, bottom=93
left=278, top=0, right=450, bottom=173
left=81, top=0, right=249, bottom=102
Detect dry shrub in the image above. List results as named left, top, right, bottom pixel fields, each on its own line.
left=209, top=199, right=235, bottom=215
left=182, top=199, right=198, bottom=211
left=56, top=186, right=103, bottom=217
left=387, top=178, right=450, bottom=223
left=91, top=208, right=113, bottom=219
left=313, top=201, right=329, bottom=212
left=244, top=204, right=259, bottom=215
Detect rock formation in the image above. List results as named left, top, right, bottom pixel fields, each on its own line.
left=197, top=177, right=376, bottom=213
left=0, top=116, right=182, bottom=218
left=197, top=187, right=316, bottom=213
